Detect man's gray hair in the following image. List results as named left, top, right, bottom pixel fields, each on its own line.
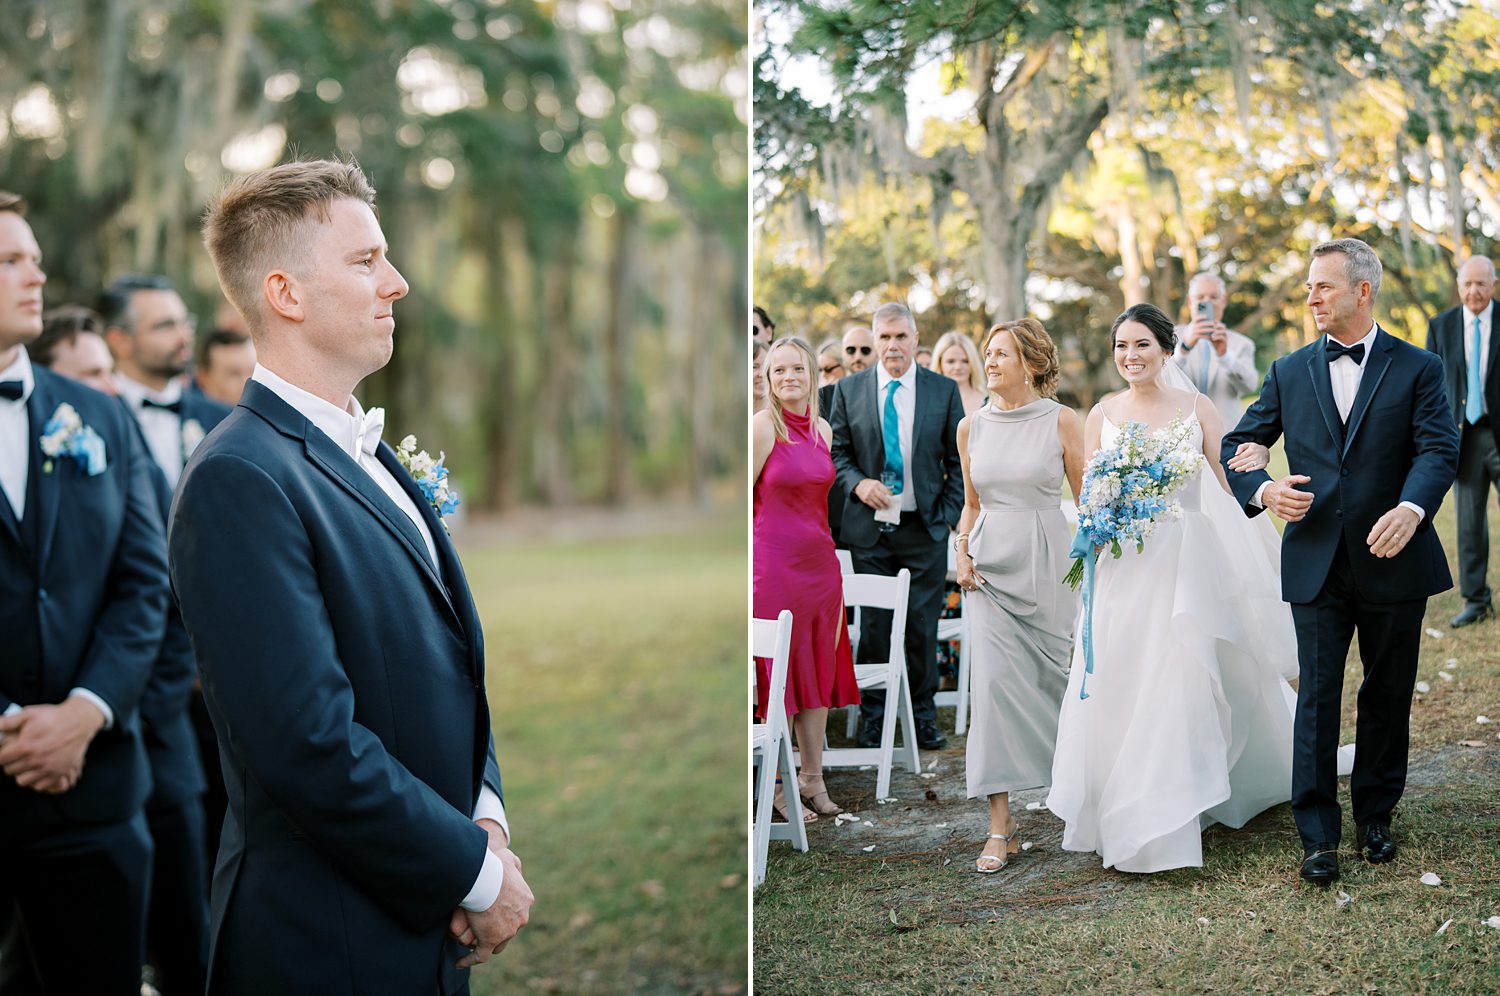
left=872, top=302, right=917, bottom=333
left=1189, top=271, right=1226, bottom=293
left=1311, top=238, right=1382, bottom=299
left=1457, top=256, right=1497, bottom=281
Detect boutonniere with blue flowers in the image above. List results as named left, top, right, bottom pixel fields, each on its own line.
left=181, top=418, right=206, bottom=458
left=396, top=434, right=460, bottom=527
left=40, top=403, right=107, bottom=475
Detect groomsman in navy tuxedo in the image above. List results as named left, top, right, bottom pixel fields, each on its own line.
left=99, top=272, right=229, bottom=994
left=1223, top=238, right=1458, bottom=884
left=170, top=159, right=533, bottom=994
left=829, top=302, right=965, bottom=751
left=0, top=191, right=170, bottom=991
left=1426, top=256, right=1499, bottom=628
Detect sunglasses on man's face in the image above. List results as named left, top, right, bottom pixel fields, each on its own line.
left=844, top=345, right=873, bottom=356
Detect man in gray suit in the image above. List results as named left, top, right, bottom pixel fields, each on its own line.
left=1171, top=272, right=1258, bottom=429
left=829, top=303, right=964, bottom=751
left=1426, top=256, right=1499, bottom=627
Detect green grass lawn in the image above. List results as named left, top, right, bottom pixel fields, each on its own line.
left=755, top=451, right=1500, bottom=994
left=457, top=508, right=748, bottom=994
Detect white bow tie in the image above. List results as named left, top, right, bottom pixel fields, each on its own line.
left=354, top=406, right=385, bottom=457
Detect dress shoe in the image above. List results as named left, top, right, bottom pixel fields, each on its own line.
left=916, top=719, right=947, bottom=751
left=1299, top=843, right=1340, bottom=883
left=1359, top=823, right=1398, bottom=863
left=856, top=719, right=882, bottom=749
left=1450, top=601, right=1493, bottom=628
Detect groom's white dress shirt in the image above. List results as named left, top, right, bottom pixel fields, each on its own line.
left=1250, top=323, right=1424, bottom=521
left=250, top=364, right=508, bottom=911
left=114, top=373, right=188, bottom=488
left=0, top=348, right=114, bottom=730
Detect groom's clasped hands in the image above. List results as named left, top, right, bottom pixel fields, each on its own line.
left=449, top=818, right=536, bottom=969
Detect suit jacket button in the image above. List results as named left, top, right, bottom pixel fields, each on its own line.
left=1340, top=467, right=1350, bottom=478
left=1335, top=509, right=1343, bottom=518
left=36, top=587, right=48, bottom=601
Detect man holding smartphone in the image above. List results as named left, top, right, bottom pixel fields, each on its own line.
left=1172, top=271, right=1259, bottom=430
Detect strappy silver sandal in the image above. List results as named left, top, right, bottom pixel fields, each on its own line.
left=975, top=829, right=1019, bottom=873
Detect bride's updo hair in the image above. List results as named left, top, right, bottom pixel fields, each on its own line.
left=1110, top=303, right=1177, bottom=354
left=985, top=318, right=1061, bottom=398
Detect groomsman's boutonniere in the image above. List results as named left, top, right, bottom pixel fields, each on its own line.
left=181, top=418, right=206, bottom=457
left=396, top=434, right=460, bottom=527
left=40, top=403, right=107, bottom=476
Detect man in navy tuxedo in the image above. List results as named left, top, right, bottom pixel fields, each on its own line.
left=1426, top=256, right=1499, bottom=628
left=0, top=191, right=170, bottom=992
left=169, top=160, right=533, bottom=994
left=1222, top=238, right=1458, bottom=884
left=829, top=303, right=965, bottom=751
left=97, top=272, right=232, bottom=994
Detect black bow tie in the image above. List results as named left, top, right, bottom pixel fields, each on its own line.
left=1325, top=340, right=1365, bottom=365
left=141, top=396, right=183, bottom=414
left=0, top=380, right=22, bottom=402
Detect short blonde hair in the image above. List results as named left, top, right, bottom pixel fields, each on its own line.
left=202, top=158, right=376, bottom=336
left=928, top=331, right=985, bottom=395
left=764, top=336, right=819, bottom=443
left=0, top=191, right=26, bottom=216
left=983, top=318, right=1061, bottom=398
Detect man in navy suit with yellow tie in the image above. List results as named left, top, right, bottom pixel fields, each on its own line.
left=1224, top=238, right=1458, bottom=884
left=170, top=160, right=533, bottom=993
left=0, top=190, right=170, bottom=993
left=1426, top=256, right=1500, bottom=627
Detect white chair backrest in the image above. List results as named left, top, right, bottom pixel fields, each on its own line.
left=842, top=568, right=910, bottom=672
left=836, top=549, right=854, bottom=574
left=752, top=610, right=794, bottom=742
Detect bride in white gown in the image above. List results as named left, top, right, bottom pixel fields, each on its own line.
left=1047, top=303, right=1351, bottom=874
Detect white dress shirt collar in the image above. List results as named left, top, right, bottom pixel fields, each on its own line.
left=1464, top=300, right=1494, bottom=329
left=114, top=372, right=183, bottom=410
left=1324, top=322, right=1378, bottom=368
left=0, top=347, right=35, bottom=405
left=876, top=359, right=918, bottom=395
left=250, top=363, right=367, bottom=462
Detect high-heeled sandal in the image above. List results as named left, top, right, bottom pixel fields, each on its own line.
left=774, top=777, right=816, bottom=823
left=797, top=771, right=843, bottom=817
left=975, top=827, right=1020, bottom=874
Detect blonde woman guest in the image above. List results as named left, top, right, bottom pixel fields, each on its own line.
left=753, top=337, right=860, bottom=819
left=954, top=319, right=1084, bottom=873
left=931, top=331, right=988, bottom=415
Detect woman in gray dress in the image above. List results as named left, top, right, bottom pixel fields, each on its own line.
left=954, top=318, right=1085, bottom=873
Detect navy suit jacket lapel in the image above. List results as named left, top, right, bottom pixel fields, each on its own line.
left=1341, top=328, right=1394, bottom=455
left=374, top=443, right=478, bottom=639
left=0, top=464, right=20, bottom=552
left=862, top=371, right=883, bottom=472
left=240, top=381, right=459, bottom=625
left=1304, top=344, right=1343, bottom=450
left=25, top=374, right=62, bottom=572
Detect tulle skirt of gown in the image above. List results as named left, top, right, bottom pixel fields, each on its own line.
left=1047, top=458, right=1350, bottom=873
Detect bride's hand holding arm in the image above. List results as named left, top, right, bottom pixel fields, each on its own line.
left=953, top=417, right=985, bottom=591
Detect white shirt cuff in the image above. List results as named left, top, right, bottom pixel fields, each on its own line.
left=1399, top=500, right=1426, bottom=523
left=2, top=702, right=19, bottom=717
left=472, top=786, right=509, bottom=844
left=68, top=688, right=114, bottom=730
left=460, top=848, right=505, bottom=913
left=1251, top=481, right=1271, bottom=509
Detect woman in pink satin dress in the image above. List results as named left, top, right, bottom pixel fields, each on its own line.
left=753, top=336, right=860, bottom=820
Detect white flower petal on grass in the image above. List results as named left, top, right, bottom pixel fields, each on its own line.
left=1415, top=681, right=1431, bottom=694
left=943, top=857, right=951, bottom=866
left=1420, top=872, right=1442, bottom=887
left=919, top=772, right=936, bottom=780
left=1439, top=672, right=1454, bottom=682
left=863, top=820, right=874, bottom=827
left=1436, top=919, right=1454, bottom=935
left=1195, top=917, right=1210, bottom=926
left=834, top=813, right=859, bottom=825
left=876, top=797, right=896, bottom=804
left=1484, top=916, right=1500, bottom=929
left=1021, top=842, right=1034, bottom=851
left=1477, top=716, right=1493, bottom=725
left=861, top=845, right=876, bottom=853
left=1025, top=801, right=1046, bottom=811
left=1425, top=628, right=1445, bottom=639
left=1443, top=658, right=1458, bottom=669
left=1336, top=892, right=1353, bottom=908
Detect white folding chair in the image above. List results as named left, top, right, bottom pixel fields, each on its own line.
left=751, top=610, right=805, bottom=888
left=818, top=569, right=918, bottom=799
left=933, top=546, right=972, bottom=735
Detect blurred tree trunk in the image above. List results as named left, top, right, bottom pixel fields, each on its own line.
left=602, top=208, right=637, bottom=506
left=536, top=226, right=577, bottom=505
left=480, top=213, right=517, bottom=511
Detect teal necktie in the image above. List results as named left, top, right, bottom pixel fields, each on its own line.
left=1467, top=315, right=1485, bottom=425
left=1197, top=347, right=1211, bottom=394
left=882, top=380, right=904, bottom=494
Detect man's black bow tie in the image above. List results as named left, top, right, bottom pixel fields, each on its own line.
left=0, top=380, right=23, bottom=402
left=142, top=396, right=183, bottom=414
left=1325, top=340, right=1365, bottom=364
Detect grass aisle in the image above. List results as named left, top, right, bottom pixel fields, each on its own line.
left=755, top=496, right=1500, bottom=995
left=460, top=509, right=747, bottom=994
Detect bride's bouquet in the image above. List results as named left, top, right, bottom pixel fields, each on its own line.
left=1064, top=417, right=1201, bottom=590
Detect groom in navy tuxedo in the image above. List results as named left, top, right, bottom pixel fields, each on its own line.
left=1223, top=238, right=1458, bottom=883
left=0, top=191, right=170, bottom=992
left=169, top=160, right=533, bottom=994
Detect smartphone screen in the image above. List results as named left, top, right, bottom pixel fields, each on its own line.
left=1195, top=300, right=1213, bottom=321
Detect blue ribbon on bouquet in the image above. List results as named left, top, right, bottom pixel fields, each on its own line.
left=1068, top=529, right=1096, bottom=700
